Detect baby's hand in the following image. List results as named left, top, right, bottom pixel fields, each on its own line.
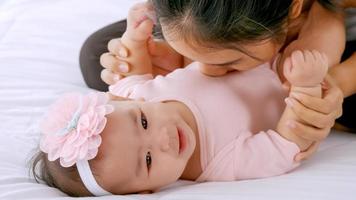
left=283, top=50, right=328, bottom=87
left=123, top=2, right=155, bottom=43
left=120, top=2, right=154, bottom=76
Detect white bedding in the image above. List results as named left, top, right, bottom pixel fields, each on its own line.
left=0, top=0, right=355, bottom=199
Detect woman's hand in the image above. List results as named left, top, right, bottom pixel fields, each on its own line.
left=286, top=75, right=343, bottom=161
left=100, top=38, right=185, bottom=85
left=100, top=38, right=184, bottom=86
left=294, top=142, right=320, bottom=161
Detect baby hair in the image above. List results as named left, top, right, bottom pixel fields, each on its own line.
left=30, top=92, right=114, bottom=197
left=31, top=151, right=90, bottom=197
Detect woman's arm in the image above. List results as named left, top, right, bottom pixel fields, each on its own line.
left=329, top=53, right=356, bottom=97
left=280, top=1, right=346, bottom=73
left=340, top=0, right=356, bottom=8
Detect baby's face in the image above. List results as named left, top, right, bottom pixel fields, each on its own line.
left=93, top=100, right=197, bottom=194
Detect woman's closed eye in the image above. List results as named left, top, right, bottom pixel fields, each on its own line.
left=212, top=58, right=241, bottom=68
left=140, top=109, right=148, bottom=129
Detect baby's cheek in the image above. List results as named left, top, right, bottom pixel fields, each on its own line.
left=156, top=159, right=185, bottom=182
left=149, top=169, right=179, bottom=190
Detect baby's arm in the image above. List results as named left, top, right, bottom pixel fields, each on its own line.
left=108, top=5, right=157, bottom=96
left=100, top=2, right=185, bottom=87
left=112, top=4, right=154, bottom=77
left=100, top=3, right=153, bottom=80
left=277, top=50, right=329, bottom=151
left=230, top=130, right=300, bottom=180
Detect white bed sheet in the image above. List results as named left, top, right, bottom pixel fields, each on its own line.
left=0, top=0, right=355, bottom=199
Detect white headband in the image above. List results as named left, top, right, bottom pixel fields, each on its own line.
left=74, top=96, right=110, bottom=196
left=76, top=160, right=111, bottom=196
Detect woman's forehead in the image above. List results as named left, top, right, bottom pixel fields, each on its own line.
left=165, top=32, right=279, bottom=64
left=166, top=38, right=244, bottom=62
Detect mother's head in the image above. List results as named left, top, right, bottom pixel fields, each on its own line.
left=150, top=0, right=335, bottom=75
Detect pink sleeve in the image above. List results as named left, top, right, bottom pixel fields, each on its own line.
left=108, top=74, right=153, bottom=97
left=233, top=130, right=300, bottom=179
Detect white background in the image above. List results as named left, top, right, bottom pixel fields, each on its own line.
left=0, top=1, right=355, bottom=199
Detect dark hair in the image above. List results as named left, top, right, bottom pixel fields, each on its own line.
left=30, top=151, right=91, bottom=197
left=317, top=0, right=338, bottom=11
left=151, top=0, right=337, bottom=50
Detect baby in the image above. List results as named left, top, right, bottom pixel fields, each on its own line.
left=31, top=6, right=328, bottom=197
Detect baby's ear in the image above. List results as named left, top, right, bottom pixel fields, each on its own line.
left=107, top=93, right=131, bottom=101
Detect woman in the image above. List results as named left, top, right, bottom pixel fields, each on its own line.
left=79, top=0, right=354, bottom=158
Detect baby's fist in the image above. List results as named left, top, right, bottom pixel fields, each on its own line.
left=283, top=50, right=328, bottom=87
left=124, top=2, right=155, bottom=42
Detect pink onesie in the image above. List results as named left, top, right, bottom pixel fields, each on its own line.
left=109, top=62, right=300, bottom=182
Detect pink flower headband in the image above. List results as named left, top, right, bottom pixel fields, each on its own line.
left=40, top=92, right=114, bottom=196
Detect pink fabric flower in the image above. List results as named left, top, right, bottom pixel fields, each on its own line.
left=40, top=92, right=114, bottom=167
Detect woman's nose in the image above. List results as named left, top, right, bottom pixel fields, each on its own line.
left=155, top=127, right=170, bottom=152
left=198, top=63, right=229, bottom=76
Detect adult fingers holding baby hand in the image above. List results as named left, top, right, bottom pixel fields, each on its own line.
left=286, top=75, right=343, bottom=142
left=105, top=39, right=131, bottom=74
left=107, top=38, right=129, bottom=58
left=100, top=47, right=130, bottom=84
left=100, top=38, right=132, bottom=84
left=100, top=68, right=124, bottom=85
left=99, top=1, right=155, bottom=84
left=285, top=95, right=335, bottom=141
left=100, top=37, right=149, bottom=86
left=286, top=94, right=335, bottom=130
left=286, top=118, right=330, bottom=142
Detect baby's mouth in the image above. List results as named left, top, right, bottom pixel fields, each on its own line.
left=177, top=127, right=186, bottom=154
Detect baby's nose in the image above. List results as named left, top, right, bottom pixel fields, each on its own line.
left=157, top=127, right=170, bottom=152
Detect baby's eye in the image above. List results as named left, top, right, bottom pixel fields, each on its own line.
left=141, top=110, right=148, bottom=129
left=146, top=152, right=152, bottom=170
